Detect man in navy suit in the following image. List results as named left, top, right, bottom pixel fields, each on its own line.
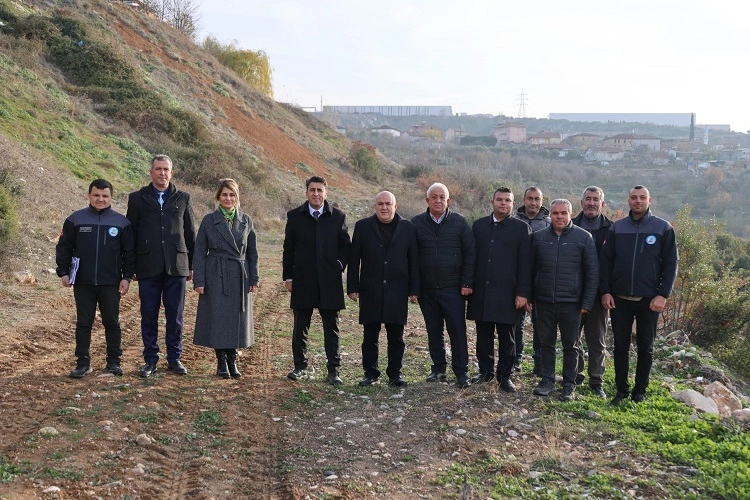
left=347, top=191, right=419, bottom=387
left=126, top=155, right=196, bottom=377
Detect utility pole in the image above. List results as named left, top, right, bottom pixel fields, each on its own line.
left=517, top=90, right=527, bottom=118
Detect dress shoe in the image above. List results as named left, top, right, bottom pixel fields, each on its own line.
left=358, top=376, right=379, bottom=387
left=388, top=375, right=408, bottom=387
left=455, top=374, right=471, bottom=388
left=69, top=365, right=92, bottom=378
left=631, top=392, right=646, bottom=403
left=590, top=385, right=607, bottom=398
left=167, top=360, right=187, bottom=375
left=105, top=362, right=123, bottom=376
left=470, top=373, right=494, bottom=384
left=499, top=377, right=516, bottom=393
left=559, top=384, right=575, bottom=402
left=326, top=373, right=343, bottom=385
left=287, top=368, right=308, bottom=380
left=426, top=372, right=447, bottom=383
left=532, top=378, right=556, bottom=396
left=139, top=363, right=157, bottom=378
left=513, top=358, right=522, bottom=372
left=609, top=392, right=629, bottom=406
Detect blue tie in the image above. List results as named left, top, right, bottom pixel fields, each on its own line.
left=158, top=191, right=164, bottom=208
left=313, top=210, right=320, bottom=220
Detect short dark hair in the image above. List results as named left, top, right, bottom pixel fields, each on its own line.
left=150, top=154, right=173, bottom=169
left=493, top=186, right=512, bottom=197
left=306, top=176, right=327, bottom=188
left=524, top=186, right=542, bottom=197
left=632, top=184, right=646, bottom=191
left=89, top=178, right=113, bottom=194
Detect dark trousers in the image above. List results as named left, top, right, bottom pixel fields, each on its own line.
left=138, top=273, right=186, bottom=364
left=418, top=287, right=469, bottom=377
left=515, top=309, right=541, bottom=363
left=292, top=308, right=341, bottom=374
left=362, top=322, right=405, bottom=380
left=475, top=321, right=515, bottom=379
left=578, top=299, right=608, bottom=387
left=536, top=302, right=582, bottom=386
left=73, top=284, right=122, bottom=364
left=611, top=296, right=659, bottom=396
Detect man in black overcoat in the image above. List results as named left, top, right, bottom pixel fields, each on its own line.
left=467, top=187, right=532, bottom=392
left=347, top=191, right=420, bottom=387
left=126, top=155, right=196, bottom=378
left=283, top=176, right=351, bottom=385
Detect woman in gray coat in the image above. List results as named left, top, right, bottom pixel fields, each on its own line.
left=193, top=179, right=259, bottom=379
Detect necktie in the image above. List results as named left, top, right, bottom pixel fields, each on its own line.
left=313, top=210, right=320, bottom=220
left=158, top=192, right=164, bottom=208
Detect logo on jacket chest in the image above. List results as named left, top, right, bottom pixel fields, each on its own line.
left=645, top=235, right=657, bottom=245
left=79, top=226, right=92, bottom=233
left=108, top=227, right=119, bottom=237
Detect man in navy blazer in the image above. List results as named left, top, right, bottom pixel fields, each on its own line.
left=347, top=191, right=420, bottom=387
left=283, top=176, right=351, bottom=385
left=126, top=155, right=196, bottom=377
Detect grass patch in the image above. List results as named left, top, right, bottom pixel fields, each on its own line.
left=193, top=408, right=225, bottom=434
left=0, top=456, right=23, bottom=483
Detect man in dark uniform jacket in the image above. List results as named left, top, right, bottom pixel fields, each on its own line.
left=467, top=187, right=532, bottom=392
left=126, top=155, right=196, bottom=378
left=571, top=186, right=612, bottom=398
left=412, top=182, right=476, bottom=388
left=283, top=176, right=351, bottom=385
left=347, top=191, right=420, bottom=387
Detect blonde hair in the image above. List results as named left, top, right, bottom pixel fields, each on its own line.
left=215, top=178, right=240, bottom=208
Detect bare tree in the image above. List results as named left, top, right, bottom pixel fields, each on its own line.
left=142, top=0, right=201, bottom=40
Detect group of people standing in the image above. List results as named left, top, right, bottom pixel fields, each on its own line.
left=56, top=155, right=258, bottom=381
left=283, top=177, right=678, bottom=406
left=56, top=160, right=678, bottom=406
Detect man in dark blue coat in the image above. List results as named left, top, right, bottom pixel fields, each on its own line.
left=412, top=182, right=476, bottom=388
left=467, top=187, right=532, bottom=392
left=348, top=191, right=419, bottom=387
left=572, top=186, right=612, bottom=398
left=283, top=176, right=351, bottom=385
left=600, top=185, right=678, bottom=405
left=530, top=199, right=598, bottom=401
left=126, top=155, right=196, bottom=378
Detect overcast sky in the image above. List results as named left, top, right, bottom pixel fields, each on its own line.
left=198, top=0, right=749, bottom=133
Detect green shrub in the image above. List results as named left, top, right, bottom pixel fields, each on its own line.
left=350, top=141, right=380, bottom=179
left=0, top=184, right=19, bottom=268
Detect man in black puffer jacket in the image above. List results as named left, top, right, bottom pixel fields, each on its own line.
left=412, top=183, right=476, bottom=388
left=530, top=199, right=598, bottom=401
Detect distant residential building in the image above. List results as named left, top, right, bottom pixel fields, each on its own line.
left=444, top=127, right=469, bottom=143
left=563, top=133, right=601, bottom=149
left=409, top=124, right=444, bottom=142
left=542, top=143, right=571, bottom=157
left=602, top=133, right=661, bottom=152
left=322, top=105, right=452, bottom=117
left=548, top=112, right=693, bottom=127
left=527, top=131, right=561, bottom=145
left=584, top=148, right=625, bottom=162
left=370, top=125, right=401, bottom=137
left=494, top=122, right=527, bottom=143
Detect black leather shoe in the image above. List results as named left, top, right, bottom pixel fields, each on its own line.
left=470, top=373, right=494, bottom=384
left=167, top=360, right=187, bottom=375
left=590, top=385, right=607, bottom=398
left=559, top=385, right=575, bottom=401
left=105, top=362, right=123, bottom=376
left=631, top=392, right=646, bottom=403
left=499, top=377, right=516, bottom=393
left=358, top=376, right=379, bottom=387
left=326, top=373, right=343, bottom=385
left=139, top=363, right=157, bottom=378
left=226, top=352, right=241, bottom=379
left=216, top=352, right=230, bottom=379
left=388, top=375, right=408, bottom=387
left=70, top=365, right=92, bottom=378
left=533, top=379, right=556, bottom=396
left=609, top=392, right=629, bottom=406
left=456, top=374, right=471, bottom=388
left=287, top=368, right=308, bottom=380
left=426, top=372, right=447, bottom=383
